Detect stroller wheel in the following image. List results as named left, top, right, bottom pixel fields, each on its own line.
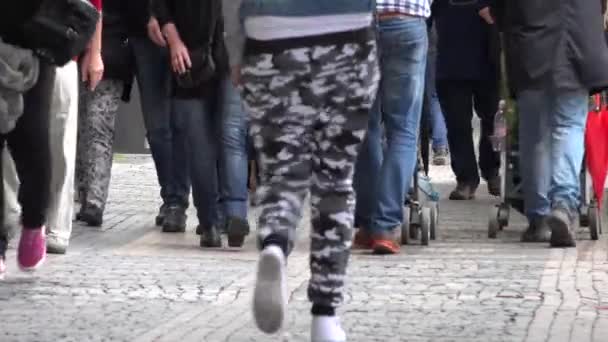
left=588, top=204, right=600, bottom=241
left=429, top=202, right=438, bottom=240
left=401, top=207, right=411, bottom=245
left=410, top=206, right=419, bottom=240
left=580, top=205, right=590, bottom=227
left=420, top=207, right=431, bottom=246
left=488, top=206, right=501, bottom=239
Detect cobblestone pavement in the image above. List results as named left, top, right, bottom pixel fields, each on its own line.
left=1, top=155, right=608, bottom=342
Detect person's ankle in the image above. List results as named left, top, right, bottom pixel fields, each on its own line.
left=261, top=234, right=288, bottom=256
left=312, top=304, right=335, bottom=316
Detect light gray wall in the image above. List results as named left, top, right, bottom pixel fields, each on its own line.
left=114, top=83, right=149, bottom=154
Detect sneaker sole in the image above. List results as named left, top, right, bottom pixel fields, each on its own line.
left=449, top=194, right=475, bottom=201
left=372, top=241, right=400, bottom=255
left=162, top=225, right=186, bottom=233
left=18, top=254, right=46, bottom=272
left=548, top=213, right=576, bottom=247
left=253, top=247, right=286, bottom=334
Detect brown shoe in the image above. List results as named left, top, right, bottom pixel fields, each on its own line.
left=371, top=228, right=401, bottom=255
left=353, top=229, right=373, bottom=250
left=449, top=183, right=477, bottom=200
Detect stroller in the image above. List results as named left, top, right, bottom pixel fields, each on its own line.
left=487, top=94, right=604, bottom=241
left=401, top=112, right=441, bottom=246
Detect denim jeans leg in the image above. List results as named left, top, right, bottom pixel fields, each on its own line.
left=170, top=101, right=191, bottom=208
left=218, top=78, right=248, bottom=220
left=131, top=37, right=178, bottom=206
left=354, top=98, right=383, bottom=230
left=369, top=18, right=427, bottom=233
left=424, top=47, right=448, bottom=149
left=549, top=89, right=588, bottom=213
left=518, top=89, right=551, bottom=219
left=173, top=99, right=219, bottom=227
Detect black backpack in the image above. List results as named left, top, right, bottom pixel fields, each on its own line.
left=22, top=0, right=100, bottom=66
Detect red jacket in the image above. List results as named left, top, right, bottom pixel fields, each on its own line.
left=90, top=0, right=102, bottom=10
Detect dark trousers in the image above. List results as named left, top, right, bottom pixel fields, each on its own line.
left=436, top=79, right=500, bottom=186
left=131, top=37, right=190, bottom=208
left=0, top=62, right=55, bottom=256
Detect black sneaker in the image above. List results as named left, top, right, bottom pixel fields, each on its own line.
left=226, top=217, right=250, bottom=248
left=80, top=206, right=103, bottom=227
left=432, top=148, right=449, bottom=166
left=199, top=225, right=222, bottom=248
left=449, top=183, right=477, bottom=200
left=521, top=216, right=551, bottom=243
left=155, top=204, right=169, bottom=226
left=547, top=207, right=576, bottom=248
left=487, top=175, right=501, bottom=197
left=162, top=206, right=187, bottom=233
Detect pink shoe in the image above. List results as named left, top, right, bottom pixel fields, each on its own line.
left=18, top=227, right=46, bottom=272
left=0, top=256, right=6, bottom=279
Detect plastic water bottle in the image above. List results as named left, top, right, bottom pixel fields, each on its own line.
left=491, top=100, right=507, bottom=152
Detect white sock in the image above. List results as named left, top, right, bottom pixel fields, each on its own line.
left=253, top=245, right=287, bottom=334
left=311, top=315, right=346, bottom=342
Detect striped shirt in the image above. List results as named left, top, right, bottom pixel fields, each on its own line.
left=376, top=0, right=431, bottom=18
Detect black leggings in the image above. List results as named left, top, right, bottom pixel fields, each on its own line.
left=0, top=62, right=55, bottom=256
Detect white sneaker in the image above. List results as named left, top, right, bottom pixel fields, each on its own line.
left=311, top=316, right=346, bottom=342
left=253, top=245, right=287, bottom=334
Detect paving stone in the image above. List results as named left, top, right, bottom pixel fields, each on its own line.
left=0, top=156, right=607, bottom=342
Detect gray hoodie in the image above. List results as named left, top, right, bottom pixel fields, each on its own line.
left=222, top=0, right=374, bottom=68
left=222, top=0, right=245, bottom=68
left=0, top=38, right=39, bottom=134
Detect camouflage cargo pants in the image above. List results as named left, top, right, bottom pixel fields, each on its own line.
left=241, top=38, right=379, bottom=308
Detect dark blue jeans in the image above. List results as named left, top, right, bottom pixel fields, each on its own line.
left=131, top=37, right=190, bottom=208
left=354, top=17, right=428, bottom=233
left=217, top=79, right=249, bottom=220
left=173, top=97, right=219, bottom=227
left=424, top=44, right=448, bottom=150
left=174, top=77, right=248, bottom=227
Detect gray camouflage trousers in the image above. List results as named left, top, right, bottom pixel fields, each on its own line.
left=76, top=79, right=123, bottom=213
left=241, top=38, right=379, bottom=308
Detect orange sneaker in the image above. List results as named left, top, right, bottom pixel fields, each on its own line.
left=353, top=229, right=373, bottom=249
left=371, top=229, right=401, bottom=255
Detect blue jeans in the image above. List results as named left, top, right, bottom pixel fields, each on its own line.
left=354, top=17, right=428, bottom=233
left=131, top=37, right=190, bottom=208
left=173, top=98, right=219, bottom=227
left=424, top=45, right=448, bottom=149
left=174, top=77, right=248, bottom=226
left=217, top=79, right=249, bottom=220
left=518, top=88, right=588, bottom=220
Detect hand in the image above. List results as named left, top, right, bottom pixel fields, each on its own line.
left=81, top=50, right=104, bottom=91
left=230, top=65, right=241, bottom=87
left=169, top=39, right=191, bottom=74
left=147, top=17, right=166, bottom=47
left=479, top=6, right=495, bottom=25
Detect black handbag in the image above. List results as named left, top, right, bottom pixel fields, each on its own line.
left=22, top=0, right=100, bottom=66
left=174, top=8, right=219, bottom=89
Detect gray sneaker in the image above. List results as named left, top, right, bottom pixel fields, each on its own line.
left=253, top=245, right=287, bottom=334
left=46, top=235, right=68, bottom=254
left=547, top=207, right=576, bottom=248
left=521, top=216, right=551, bottom=243
left=432, top=148, right=449, bottom=166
